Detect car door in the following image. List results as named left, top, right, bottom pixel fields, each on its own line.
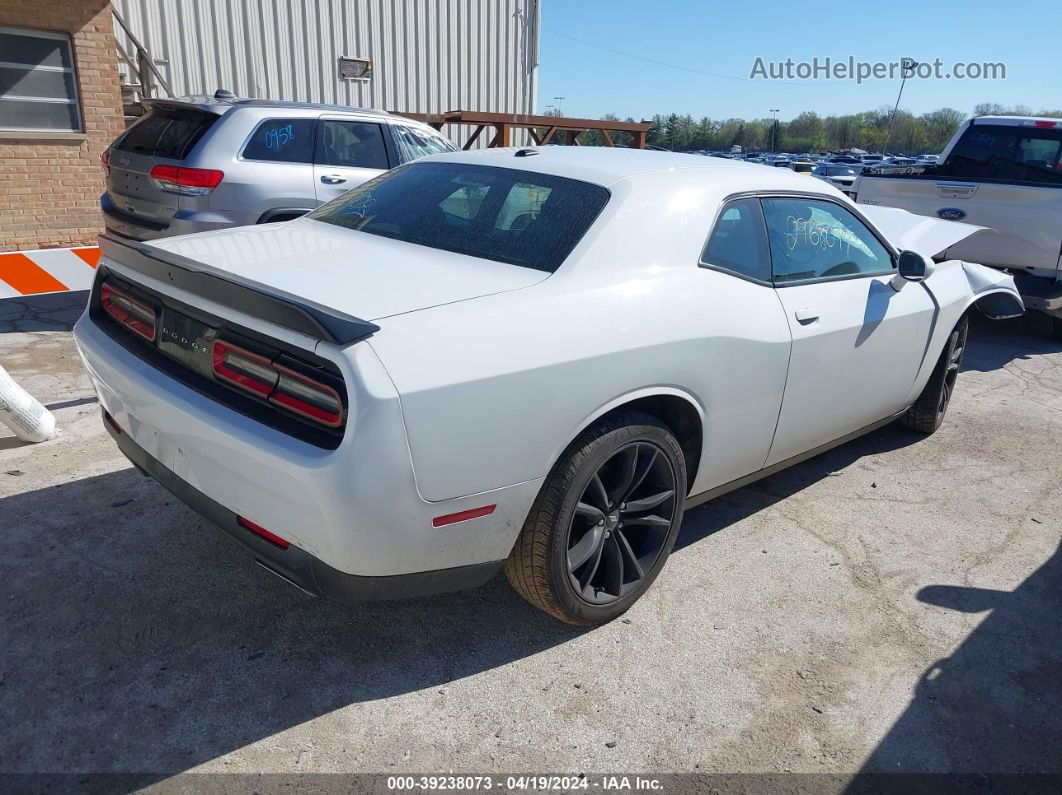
left=692, top=197, right=794, bottom=490
left=762, top=195, right=936, bottom=468
left=313, top=117, right=391, bottom=202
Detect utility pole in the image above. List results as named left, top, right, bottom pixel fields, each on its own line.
left=553, top=96, right=565, bottom=115
left=883, top=60, right=917, bottom=156
left=770, top=109, right=780, bottom=153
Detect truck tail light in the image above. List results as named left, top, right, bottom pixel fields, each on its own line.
left=212, top=340, right=343, bottom=428
left=149, top=164, right=224, bottom=195
left=101, top=281, right=157, bottom=341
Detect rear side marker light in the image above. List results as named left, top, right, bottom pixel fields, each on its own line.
left=103, top=411, right=122, bottom=434
left=238, top=516, right=290, bottom=550
left=212, top=340, right=343, bottom=428
left=101, top=281, right=157, bottom=341
left=149, top=164, right=224, bottom=195
left=432, top=504, right=497, bottom=527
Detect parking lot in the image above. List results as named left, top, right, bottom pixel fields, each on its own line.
left=1, top=292, right=1059, bottom=781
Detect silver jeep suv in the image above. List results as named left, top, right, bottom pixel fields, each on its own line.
left=101, top=93, right=458, bottom=241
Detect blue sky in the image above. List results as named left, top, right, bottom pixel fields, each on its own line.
left=537, top=0, right=1056, bottom=121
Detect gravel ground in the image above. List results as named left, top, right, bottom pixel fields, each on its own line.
left=1, top=293, right=1059, bottom=786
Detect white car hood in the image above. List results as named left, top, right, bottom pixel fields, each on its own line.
left=145, top=218, right=549, bottom=322
left=858, top=204, right=987, bottom=259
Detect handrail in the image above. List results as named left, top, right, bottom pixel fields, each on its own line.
left=111, top=5, right=174, bottom=98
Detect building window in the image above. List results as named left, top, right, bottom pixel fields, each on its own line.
left=0, top=26, right=83, bottom=133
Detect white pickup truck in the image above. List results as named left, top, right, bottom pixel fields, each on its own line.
left=853, top=115, right=1062, bottom=337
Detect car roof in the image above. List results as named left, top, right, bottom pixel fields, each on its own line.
left=973, top=115, right=1061, bottom=128
left=423, top=146, right=826, bottom=190
left=150, top=95, right=391, bottom=117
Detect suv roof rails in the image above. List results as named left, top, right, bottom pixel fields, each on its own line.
left=152, top=95, right=390, bottom=116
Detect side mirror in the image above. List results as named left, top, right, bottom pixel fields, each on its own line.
left=892, top=250, right=934, bottom=290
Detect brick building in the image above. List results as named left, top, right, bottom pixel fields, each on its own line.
left=0, top=0, right=125, bottom=251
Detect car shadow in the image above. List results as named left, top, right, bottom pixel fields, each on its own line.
left=0, top=468, right=585, bottom=783
left=675, top=423, right=923, bottom=552
left=961, top=310, right=1062, bottom=373
left=850, top=537, right=1061, bottom=779
left=0, top=291, right=87, bottom=334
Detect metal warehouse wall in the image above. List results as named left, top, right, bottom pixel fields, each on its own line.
left=111, top=0, right=539, bottom=130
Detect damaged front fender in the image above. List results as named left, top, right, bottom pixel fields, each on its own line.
left=959, top=261, right=1025, bottom=319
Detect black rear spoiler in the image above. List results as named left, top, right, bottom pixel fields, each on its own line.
left=98, top=234, right=379, bottom=345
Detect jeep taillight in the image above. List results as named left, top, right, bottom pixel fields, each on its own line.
left=212, top=340, right=343, bottom=428
left=149, top=164, right=224, bottom=195
left=101, top=281, right=157, bottom=342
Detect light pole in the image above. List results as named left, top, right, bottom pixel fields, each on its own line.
left=553, top=96, right=566, bottom=115
left=770, top=109, right=780, bottom=153
left=882, top=60, right=918, bottom=156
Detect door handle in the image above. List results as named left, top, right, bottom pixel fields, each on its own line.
left=321, top=174, right=346, bottom=184
left=794, top=307, right=819, bottom=324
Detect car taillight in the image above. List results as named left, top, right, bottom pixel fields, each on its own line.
left=269, top=364, right=343, bottom=427
left=149, top=164, right=224, bottom=195
left=213, top=340, right=277, bottom=398
left=101, top=281, right=157, bottom=341
left=212, top=340, right=343, bottom=428
left=101, top=149, right=110, bottom=175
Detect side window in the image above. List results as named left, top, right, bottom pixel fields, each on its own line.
left=242, top=118, right=316, bottom=163
left=700, top=198, right=771, bottom=282
left=393, top=124, right=458, bottom=162
left=317, top=120, right=389, bottom=169
left=761, top=198, right=893, bottom=284
left=941, top=124, right=1062, bottom=184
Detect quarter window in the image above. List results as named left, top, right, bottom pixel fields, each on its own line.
left=317, top=120, right=389, bottom=169
left=0, top=26, right=81, bottom=133
left=700, top=198, right=771, bottom=282
left=761, top=198, right=893, bottom=283
left=242, top=118, right=316, bottom=163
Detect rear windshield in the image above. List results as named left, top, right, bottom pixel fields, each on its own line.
left=939, top=124, right=1062, bottom=184
left=308, top=162, right=611, bottom=272
left=114, top=106, right=219, bottom=160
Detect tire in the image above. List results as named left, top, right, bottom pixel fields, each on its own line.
left=504, top=411, right=687, bottom=625
left=901, top=316, right=969, bottom=434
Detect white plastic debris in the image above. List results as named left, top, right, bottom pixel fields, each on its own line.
left=0, top=363, right=56, bottom=443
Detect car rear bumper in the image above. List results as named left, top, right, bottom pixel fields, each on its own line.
left=73, top=307, right=540, bottom=579
left=101, top=193, right=249, bottom=241
left=107, top=412, right=503, bottom=602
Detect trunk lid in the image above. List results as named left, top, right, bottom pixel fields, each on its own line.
left=145, top=217, right=550, bottom=321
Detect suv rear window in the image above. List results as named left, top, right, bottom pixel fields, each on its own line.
left=939, top=124, right=1062, bottom=184
left=308, top=162, right=610, bottom=273
left=115, top=106, right=218, bottom=160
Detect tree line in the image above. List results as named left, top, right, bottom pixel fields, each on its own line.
left=546, top=104, right=1062, bottom=154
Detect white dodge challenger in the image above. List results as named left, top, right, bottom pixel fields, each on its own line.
left=74, top=147, right=1023, bottom=624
